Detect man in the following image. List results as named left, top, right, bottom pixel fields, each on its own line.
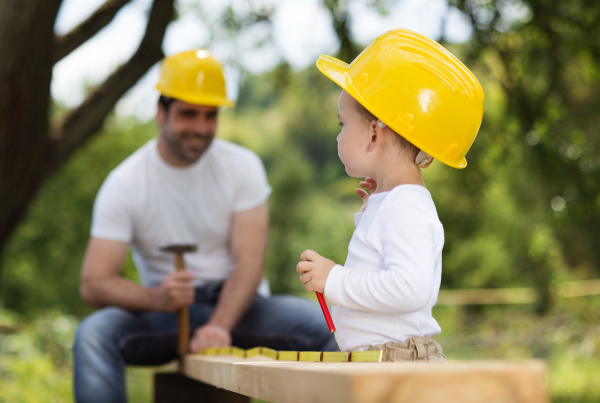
left=73, top=50, right=337, bottom=403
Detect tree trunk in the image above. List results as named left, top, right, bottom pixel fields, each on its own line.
left=0, top=0, right=63, bottom=290
left=0, top=0, right=174, bottom=295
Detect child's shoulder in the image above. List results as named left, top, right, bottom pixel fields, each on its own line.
left=385, top=184, right=434, bottom=205
left=379, top=185, right=440, bottom=221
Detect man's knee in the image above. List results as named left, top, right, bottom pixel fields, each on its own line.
left=75, top=307, right=133, bottom=353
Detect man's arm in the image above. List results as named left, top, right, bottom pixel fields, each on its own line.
left=190, top=203, right=268, bottom=351
left=80, top=237, right=194, bottom=312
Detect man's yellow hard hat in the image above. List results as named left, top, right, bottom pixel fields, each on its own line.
left=316, top=29, right=484, bottom=169
left=156, top=49, right=235, bottom=108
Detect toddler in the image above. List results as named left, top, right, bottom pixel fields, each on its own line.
left=296, top=29, right=484, bottom=362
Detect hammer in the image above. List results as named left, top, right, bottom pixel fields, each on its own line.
left=160, top=244, right=198, bottom=359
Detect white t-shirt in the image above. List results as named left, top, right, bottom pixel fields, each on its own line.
left=324, top=185, right=443, bottom=352
left=91, top=138, right=272, bottom=294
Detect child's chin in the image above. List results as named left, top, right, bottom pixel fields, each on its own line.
left=344, top=167, right=363, bottom=178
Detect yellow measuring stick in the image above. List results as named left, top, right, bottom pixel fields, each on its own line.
left=261, top=347, right=278, bottom=360
left=322, top=352, right=350, bottom=362
left=246, top=347, right=262, bottom=358
left=232, top=347, right=246, bottom=358
left=350, top=350, right=383, bottom=362
left=278, top=351, right=299, bottom=361
left=299, top=351, right=322, bottom=362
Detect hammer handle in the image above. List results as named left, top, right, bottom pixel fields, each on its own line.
left=175, top=253, right=185, bottom=271
left=175, top=253, right=190, bottom=359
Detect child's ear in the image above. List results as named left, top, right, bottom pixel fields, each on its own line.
left=367, top=120, right=385, bottom=151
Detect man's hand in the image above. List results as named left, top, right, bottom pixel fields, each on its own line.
left=189, top=204, right=268, bottom=353
left=189, top=324, right=232, bottom=353
left=296, top=250, right=336, bottom=294
left=355, top=177, right=377, bottom=212
left=153, top=270, right=195, bottom=312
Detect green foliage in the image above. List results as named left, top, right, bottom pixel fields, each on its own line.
left=1, top=119, right=152, bottom=316
left=0, top=310, right=157, bottom=403
left=265, top=151, right=313, bottom=293
left=434, top=296, right=600, bottom=402
left=450, top=0, right=600, bottom=284
left=3, top=30, right=600, bottom=312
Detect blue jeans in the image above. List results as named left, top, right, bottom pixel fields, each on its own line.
left=73, top=282, right=338, bottom=403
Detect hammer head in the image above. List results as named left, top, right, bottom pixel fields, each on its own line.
left=160, top=244, right=199, bottom=254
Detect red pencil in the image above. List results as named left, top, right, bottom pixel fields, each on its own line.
left=316, top=292, right=335, bottom=332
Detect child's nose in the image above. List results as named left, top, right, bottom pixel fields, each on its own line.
left=336, top=133, right=340, bottom=142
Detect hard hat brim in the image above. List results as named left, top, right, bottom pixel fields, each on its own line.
left=316, top=55, right=468, bottom=169
left=156, top=87, right=235, bottom=108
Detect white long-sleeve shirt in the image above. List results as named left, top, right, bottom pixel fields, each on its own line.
left=324, top=185, right=443, bottom=352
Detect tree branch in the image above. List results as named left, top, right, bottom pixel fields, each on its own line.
left=53, top=0, right=132, bottom=63
left=50, top=0, right=174, bottom=171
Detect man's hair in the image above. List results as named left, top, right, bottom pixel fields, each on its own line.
left=354, top=100, right=420, bottom=161
left=158, top=95, right=175, bottom=113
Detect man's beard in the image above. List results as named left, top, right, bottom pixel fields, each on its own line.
left=164, top=129, right=215, bottom=163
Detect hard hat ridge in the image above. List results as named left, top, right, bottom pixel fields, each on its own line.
left=392, top=31, right=483, bottom=101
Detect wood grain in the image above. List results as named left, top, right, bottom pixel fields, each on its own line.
left=184, top=355, right=547, bottom=403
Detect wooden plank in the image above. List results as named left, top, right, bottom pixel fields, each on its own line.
left=437, top=287, right=537, bottom=305
left=184, top=355, right=548, bottom=403
left=436, top=279, right=600, bottom=306
left=558, top=279, right=600, bottom=298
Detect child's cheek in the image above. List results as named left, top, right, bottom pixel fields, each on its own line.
left=337, top=141, right=346, bottom=164
left=338, top=146, right=351, bottom=170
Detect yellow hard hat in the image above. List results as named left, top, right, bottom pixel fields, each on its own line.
left=316, top=29, right=484, bottom=169
left=156, top=49, right=235, bottom=108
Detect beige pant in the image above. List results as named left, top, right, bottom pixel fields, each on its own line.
left=368, top=337, right=446, bottom=362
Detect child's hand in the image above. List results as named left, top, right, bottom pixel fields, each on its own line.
left=355, top=177, right=377, bottom=212
left=296, top=250, right=336, bottom=294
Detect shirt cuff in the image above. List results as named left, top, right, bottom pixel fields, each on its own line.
left=90, top=229, right=131, bottom=243
left=324, top=264, right=347, bottom=307
left=232, top=186, right=272, bottom=212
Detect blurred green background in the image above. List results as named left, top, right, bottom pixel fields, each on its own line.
left=2, top=0, right=600, bottom=402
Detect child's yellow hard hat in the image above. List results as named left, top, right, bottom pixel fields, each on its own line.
left=156, top=49, right=235, bottom=108
left=316, top=29, right=484, bottom=169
